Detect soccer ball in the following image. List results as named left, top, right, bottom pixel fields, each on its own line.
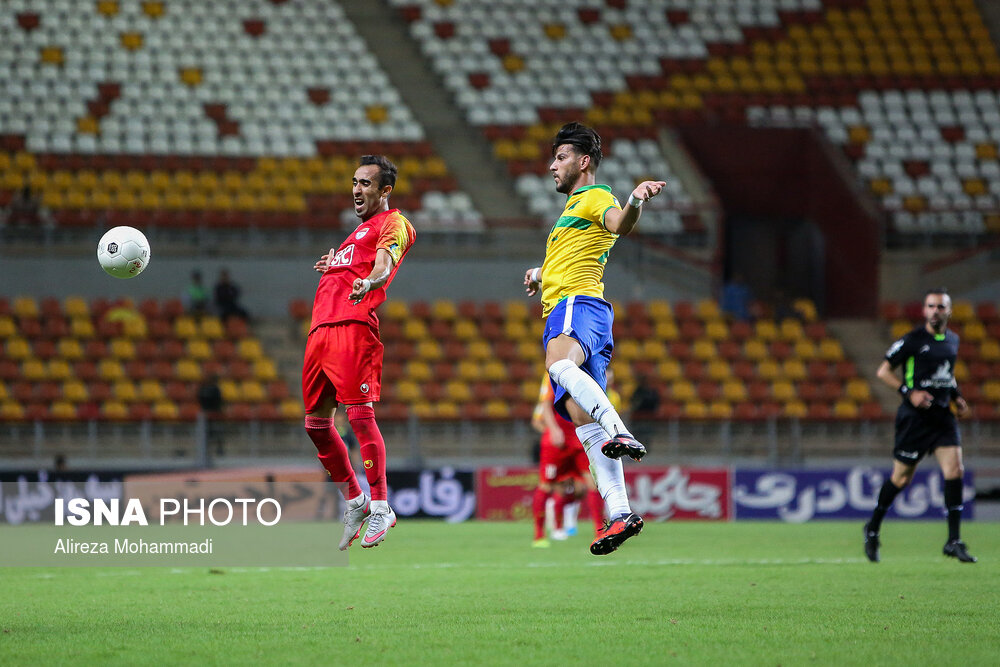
left=97, top=226, right=150, bottom=279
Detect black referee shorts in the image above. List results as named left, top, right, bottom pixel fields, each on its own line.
left=893, top=402, right=961, bottom=464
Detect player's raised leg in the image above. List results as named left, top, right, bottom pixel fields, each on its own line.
left=347, top=404, right=396, bottom=548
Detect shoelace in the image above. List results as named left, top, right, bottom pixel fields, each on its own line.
left=367, top=511, right=388, bottom=532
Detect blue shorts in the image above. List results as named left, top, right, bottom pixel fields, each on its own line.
left=542, top=295, right=615, bottom=422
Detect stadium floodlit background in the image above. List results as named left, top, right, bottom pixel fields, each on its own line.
left=2, top=0, right=1000, bottom=664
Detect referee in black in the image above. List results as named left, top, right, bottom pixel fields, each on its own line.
left=864, top=288, right=975, bottom=563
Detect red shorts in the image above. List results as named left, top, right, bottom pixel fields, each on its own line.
left=539, top=442, right=590, bottom=483
left=538, top=414, right=588, bottom=483
left=302, top=322, right=383, bottom=411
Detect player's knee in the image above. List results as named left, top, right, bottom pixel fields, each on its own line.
left=892, top=472, right=913, bottom=488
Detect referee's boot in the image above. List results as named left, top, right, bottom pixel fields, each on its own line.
left=943, top=539, right=977, bottom=563
left=601, top=434, right=646, bottom=462
left=863, top=522, right=880, bottom=563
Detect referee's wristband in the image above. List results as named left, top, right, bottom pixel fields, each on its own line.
left=627, top=193, right=643, bottom=208
left=898, top=384, right=910, bottom=397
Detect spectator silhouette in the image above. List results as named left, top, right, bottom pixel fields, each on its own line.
left=214, top=269, right=250, bottom=322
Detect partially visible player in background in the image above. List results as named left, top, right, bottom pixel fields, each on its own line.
left=523, top=122, right=665, bottom=555
left=530, top=373, right=605, bottom=547
left=303, top=155, right=416, bottom=551
left=864, top=288, right=975, bottom=563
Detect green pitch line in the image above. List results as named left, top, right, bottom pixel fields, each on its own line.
left=1, top=521, right=997, bottom=666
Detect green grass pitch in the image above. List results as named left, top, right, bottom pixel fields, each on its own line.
left=2, top=520, right=997, bottom=665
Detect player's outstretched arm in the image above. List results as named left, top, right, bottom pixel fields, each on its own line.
left=603, top=180, right=667, bottom=236
left=349, top=248, right=396, bottom=304
left=524, top=267, right=542, bottom=297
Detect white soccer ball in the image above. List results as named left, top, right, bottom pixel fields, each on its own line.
left=97, top=226, right=150, bottom=279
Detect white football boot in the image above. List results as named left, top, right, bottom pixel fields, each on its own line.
left=360, top=503, right=397, bottom=548
left=338, top=493, right=371, bottom=551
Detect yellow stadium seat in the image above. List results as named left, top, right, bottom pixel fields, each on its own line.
left=951, top=301, right=974, bottom=322
left=708, top=400, right=733, bottom=419
left=138, top=379, right=164, bottom=402
left=640, top=340, right=667, bottom=362
left=0, top=316, right=15, bottom=338
left=109, top=338, right=136, bottom=360
left=982, top=381, right=1000, bottom=402
left=783, top=400, right=808, bottom=418
left=781, top=359, right=807, bottom=382
left=692, top=339, right=717, bottom=361
left=792, top=299, right=817, bottom=322
left=71, top=318, right=95, bottom=339
left=671, top=380, right=696, bottom=403
left=771, top=380, right=797, bottom=403
left=252, top=360, right=278, bottom=381
left=237, top=338, right=263, bottom=361
left=889, top=320, right=912, bottom=340
left=173, top=316, right=199, bottom=339
left=780, top=318, right=805, bottom=340
left=279, top=399, right=302, bottom=420
left=704, top=320, right=728, bottom=341
left=616, top=339, right=641, bottom=361
left=456, top=361, right=480, bottom=381
left=13, top=297, right=39, bottom=319
left=833, top=400, right=859, bottom=419
left=656, top=359, right=683, bottom=382
left=755, top=320, right=779, bottom=341
left=516, top=340, right=543, bottom=362
left=484, top=401, right=510, bottom=419
left=62, top=380, right=88, bottom=403
left=757, top=359, right=781, bottom=381
left=435, top=402, right=461, bottom=419
left=47, top=359, right=72, bottom=381
left=50, top=401, right=77, bottom=420
left=21, top=359, right=46, bottom=381
left=174, top=359, right=202, bottom=382
left=6, top=338, right=32, bottom=360
left=962, top=321, right=986, bottom=342
left=1, top=402, right=25, bottom=420
left=152, top=401, right=179, bottom=420
left=445, top=381, right=472, bottom=403
left=200, top=317, right=225, bottom=339
left=793, top=339, right=818, bottom=361
left=482, top=361, right=507, bottom=381
left=219, top=380, right=240, bottom=403
left=383, top=301, right=409, bottom=320
left=654, top=320, right=679, bottom=341
left=467, top=340, right=493, bottom=361
left=706, top=359, right=731, bottom=381
left=504, top=320, right=530, bottom=341
left=431, top=300, right=458, bottom=321
left=980, top=340, right=1000, bottom=362
left=696, top=299, right=721, bottom=320
left=63, top=297, right=89, bottom=318
left=186, top=339, right=212, bottom=361
left=57, top=338, right=85, bottom=361
left=504, top=301, right=530, bottom=320
left=453, top=319, right=479, bottom=341
left=415, top=340, right=443, bottom=361
left=100, top=400, right=129, bottom=420
left=521, top=380, right=540, bottom=403
left=112, top=381, right=137, bottom=403
left=239, top=381, right=266, bottom=403
left=818, top=339, right=845, bottom=362
left=121, top=317, right=147, bottom=339
left=405, top=361, right=433, bottom=382
left=845, top=379, right=871, bottom=402
left=954, top=360, right=969, bottom=383
left=722, top=380, right=748, bottom=402
left=99, top=359, right=125, bottom=382
left=743, top=338, right=769, bottom=362
left=683, top=401, right=709, bottom=419
left=403, top=320, right=428, bottom=341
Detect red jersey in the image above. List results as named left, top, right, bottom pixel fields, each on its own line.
left=309, top=209, right=415, bottom=333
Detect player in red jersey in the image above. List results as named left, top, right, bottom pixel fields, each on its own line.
left=530, top=375, right=605, bottom=547
left=302, top=155, right=415, bottom=551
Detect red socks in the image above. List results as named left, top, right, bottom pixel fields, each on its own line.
left=347, top=405, right=387, bottom=501
left=304, top=415, right=361, bottom=500
left=587, top=489, right=606, bottom=534
left=532, top=487, right=549, bottom=540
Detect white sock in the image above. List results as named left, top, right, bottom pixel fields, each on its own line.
left=369, top=499, right=388, bottom=513
left=564, top=501, right=578, bottom=530
left=576, top=423, right=630, bottom=518
left=548, top=359, right=631, bottom=438
left=544, top=497, right=556, bottom=534
left=348, top=493, right=367, bottom=508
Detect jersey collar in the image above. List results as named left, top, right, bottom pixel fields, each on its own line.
left=569, top=184, right=612, bottom=197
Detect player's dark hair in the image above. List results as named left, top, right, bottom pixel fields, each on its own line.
left=359, top=155, right=397, bottom=189
left=925, top=287, right=949, bottom=298
left=552, top=122, right=602, bottom=169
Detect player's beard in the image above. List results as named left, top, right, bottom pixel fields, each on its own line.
left=554, top=166, right=579, bottom=195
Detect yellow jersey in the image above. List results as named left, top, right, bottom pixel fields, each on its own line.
left=540, top=184, right=621, bottom=317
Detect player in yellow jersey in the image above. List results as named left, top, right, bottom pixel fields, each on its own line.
left=523, top=122, right=665, bottom=556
